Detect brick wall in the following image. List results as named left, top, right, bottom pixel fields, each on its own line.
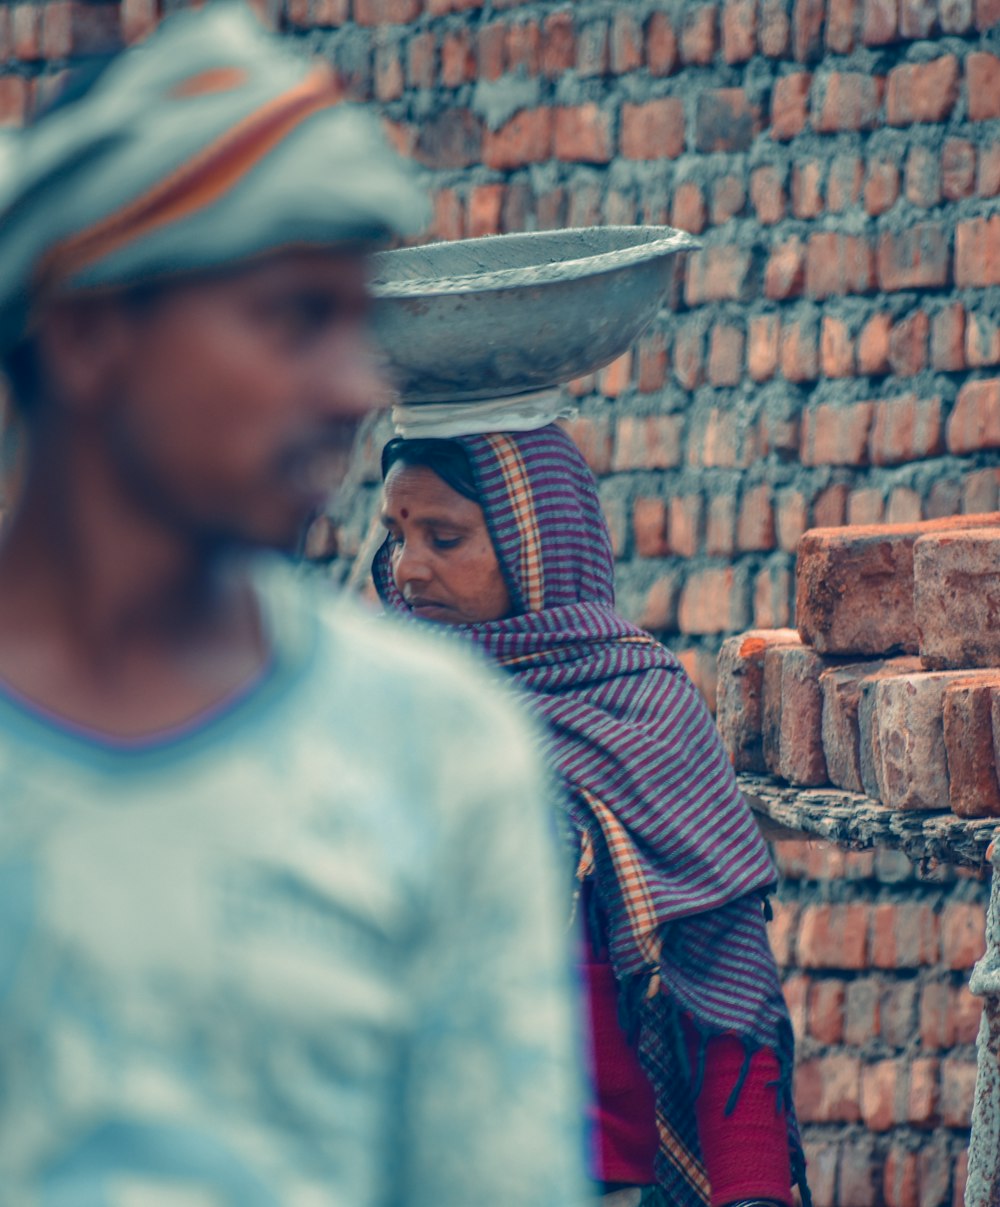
left=1, top=1, right=998, bottom=1201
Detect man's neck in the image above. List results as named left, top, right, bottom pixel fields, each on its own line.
left=0, top=450, right=269, bottom=739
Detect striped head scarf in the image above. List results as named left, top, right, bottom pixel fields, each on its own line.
left=374, top=424, right=807, bottom=1207
left=0, top=1, right=427, bottom=355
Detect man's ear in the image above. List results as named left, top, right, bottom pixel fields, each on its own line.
left=32, top=297, right=134, bottom=419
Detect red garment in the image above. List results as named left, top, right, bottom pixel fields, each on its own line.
left=582, top=925, right=792, bottom=1204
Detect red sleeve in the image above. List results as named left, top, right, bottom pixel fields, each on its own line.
left=685, top=1023, right=793, bottom=1207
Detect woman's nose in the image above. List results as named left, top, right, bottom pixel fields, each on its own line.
left=393, top=540, right=431, bottom=592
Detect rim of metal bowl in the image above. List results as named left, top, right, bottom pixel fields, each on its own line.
left=372, top=225, right=700, bottom=300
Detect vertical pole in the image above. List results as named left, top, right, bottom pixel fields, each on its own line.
left=966, top=841, right=1000, bottom=1207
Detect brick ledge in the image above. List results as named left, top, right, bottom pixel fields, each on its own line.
left=740, top=774, right=1000, bottom=870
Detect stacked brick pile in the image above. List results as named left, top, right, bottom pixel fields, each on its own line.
left=718, top=512, right=1000, bottom=816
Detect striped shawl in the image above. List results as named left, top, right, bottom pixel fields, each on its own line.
left=373, top=424, right=807, bottom=1206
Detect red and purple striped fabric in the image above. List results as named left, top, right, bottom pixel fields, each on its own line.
left=373, top=424, right=807, bottom=1207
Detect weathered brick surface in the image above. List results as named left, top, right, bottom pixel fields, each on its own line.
left=763, top=642, right=828, bottom=785
left=797, top=515, right=1000, bottom=656
left=820, top=658, right=922, bottom=793
left=717, top=627, right=801, bottom=771
left=942, top=677, right=1000, bottom=817
left=915, top=529, right=1000, bottom=670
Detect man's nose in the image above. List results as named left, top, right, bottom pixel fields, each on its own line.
left=313, top=335, right=394, bottom=421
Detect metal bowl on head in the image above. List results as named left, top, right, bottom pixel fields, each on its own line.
left=371, top=225, right=698, bottom=405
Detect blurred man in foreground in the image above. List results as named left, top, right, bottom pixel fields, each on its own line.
left=0, top=6, right=583, bottom=1203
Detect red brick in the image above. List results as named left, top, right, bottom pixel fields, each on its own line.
left=977, top=0, right=1000, bottom=28
left=781, top=315, right=819, bottom=382
left=750, top=165, right=785, bottom=225
left=541, top=10, right=574, bottom=77
left=42, top=1, right=120, bottom=58
left=678, top=566, right=749, bottom=635
left=947, top=378, right=1000, bottom=454
left=679, top=3, right=717, bottom=64
left=887, top=313, right=926, bottom=378
left=482, top=108, right=553, bottom=170
left=694, top=88, right=759, bottom=153
left=886, top=55, right=960, bottom=124
left=708, top=323, right=744, bottom=386
left=765, top=237, right=806, bottom=300
left=967, top=314, right=1000, bottom=368
left=635, top=573, right=679, bottom=634
left=941, top=0, right=974, bottom=28
left=474, top=20, right=506, bottom=78
left=943, top=677, right=1000, bottom=816
left=566, top=183, right=601, bottom=228
left=816, top=71, right=883, bottom=131
left=504, top=20, right=540, bottom=72
left=940, top=1058, right=976, bottom=1128
left=869, top=393, right=940, bottom=465
left=864, top=158, right=900, bottom=216
left=609, top=9, right=641, bottom=73
left=645, top=10, right=678, bottom=75
left=440, top=30, right=474, bottom=86
left=956, top=215, right=1000, bottom=287
left=665, top=496, right=702, bottom=559
left=861, top=1059, right=901, bottom=1131
left=820, top=658, right=922, bottom=792
left=768, top=900, right=800, bottom=967
left=737, top=484, right=774, bottom=551
left=968, top=52, right=1000, bottom=121
left=827, top=0, right=860, bottom=48
left=796, top=514, right=1000, bottom=656
left=748, top=313, right=780, bottom=382
left=354, top=0, right=421, bottom=22
left=633, top=497, right=669, bottom=558
left=758, top=405, right=800, bottom=458
left=884, top=1146, right=919, bottom=1207
left=792, top=0, right=825, bottom=59
left=698, top=408, right=760, bottom=468
left=941, top=901, right=987, bottom=969
left=763, top=644, right=828, bottom=785
left=414, top=109, right=483, bottom=169
left=611, top=416, right=683, bottom=471
left=685, top=246, right=755, bottom=305
left=844, top=977, right=882, bottom=1045
left=800, top=401, right=873, bottom=467
left=677, top=648, right=718, bottom=712
left=930, top=303, right=966, bottom=371
left=673, top=320, right=705, bottom=390
left=553, top=104, right=612, bottom=164
left=706, top=495, right=736, bottom=555
left=467, top=184, right=503, bottom=237
left=0, top=75, right=29, bottom=125
left=770, top=72, right=811, bottom=140
left=820, top=316, right=854, bottom=378
left=598, top=352, right=632, bottom=399
left=916, top=530, right=1000, bottom=672
left=791, top=159, right=823, bottom=218
left=710, top=174, right=745, bottom=225
left=374, top=40, right=404, bottom=102
left=827, top=153, right=864, bottom=212
left=776, top=489, right=808, bottom=552
left=671, top=181, right=707, bottom=234
left=575, top=18, right=608, bottom=77
left=759, top=0, right=792, bottom=53
left=886, top=487, right=923, bottom=524
left=808, top=979, right=846, bottom=1043
left=900, top=0, right=938, bottom=34
left=871, top=902, right=940, bottom=966
left=717, top=628, right=802, bottom=771
left=926, top=479, right=962, bottom=519
left=561, top=416, right=612, bottom=476
left=121, top=0, right=158, bottom=42
left=407, top=31, right=436, bottom=89
left=874, top=669, right=999, bottom=808
left=432, top=189, right=465, bottom=241
left=12, top=3, right=41, bottom=58
left=753, top=560, right=794, bottom=629
left=849, top=488, right=887, bottom=527
left=942, top=138, right=977, bottom=200
left=620, top=99, right=684, bottom=160
left=877, top=224, right=950, bottom=291
left=806, top=232, right=875, bottom=297
left=963, top=468, right=1000, bottom=514
left=722, top=0, right=756, bottom=61
left=858, top=311, right=892, bottom=375
left=978, top=144, right=1000, bottom=197
left=904, top=144, right=942, bottom=208
left=862, top=0, right=898, bottom=42
left=636, top=331, right=668, bottom=394
left=799, top=904, right=869, bottom=969
left=919, top=983, right=956, bottom=1048
left=907, top=1057, right=940, bottom=1126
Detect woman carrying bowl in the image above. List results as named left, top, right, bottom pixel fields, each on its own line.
left=373, top=415, right=808, bottom=1207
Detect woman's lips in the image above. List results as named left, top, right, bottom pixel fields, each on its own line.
left=408, top=598, right=453, bottom=619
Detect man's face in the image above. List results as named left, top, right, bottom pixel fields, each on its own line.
left=88, top=250, right=387, bottom=552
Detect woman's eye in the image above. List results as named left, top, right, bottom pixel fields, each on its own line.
left=432, top=535, right=462, bottom=551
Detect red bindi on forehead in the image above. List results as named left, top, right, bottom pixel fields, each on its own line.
left=401, top=507, right=409, bottom=518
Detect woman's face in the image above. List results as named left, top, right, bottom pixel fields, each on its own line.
left=380, top=463, right=513, bottom=625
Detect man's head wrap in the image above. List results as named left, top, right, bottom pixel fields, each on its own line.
left=0, top=1, right=429, bottom=355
